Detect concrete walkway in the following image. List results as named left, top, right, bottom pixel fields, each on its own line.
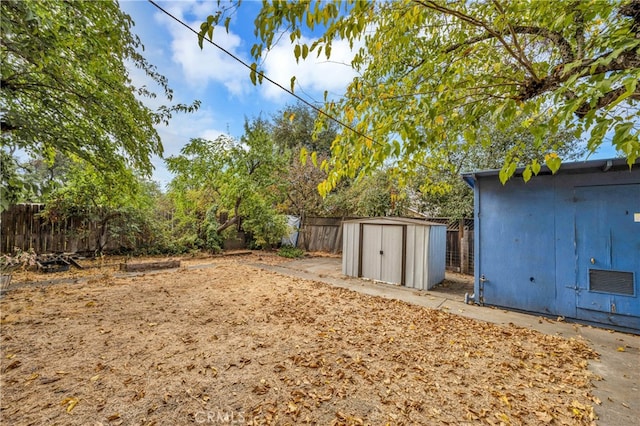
left=253, top=256, right=639, bottom=426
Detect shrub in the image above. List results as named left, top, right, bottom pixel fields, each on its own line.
left=277, top=245, right=305, bottom=258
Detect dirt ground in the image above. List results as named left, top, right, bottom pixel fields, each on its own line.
left=1, top=253, right=600, bottom=425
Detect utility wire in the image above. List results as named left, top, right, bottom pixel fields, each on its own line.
left=147, top=0, right=380, bottom=147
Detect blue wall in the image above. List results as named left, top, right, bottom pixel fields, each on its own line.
left=470, top=160, right=640, bottom=332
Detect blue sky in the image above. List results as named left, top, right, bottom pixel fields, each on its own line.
left=119, top=1, right=619, bottom=187
left=119, top=0, right=358, bottom=187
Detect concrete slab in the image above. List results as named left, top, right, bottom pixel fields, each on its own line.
left=253, top=256, right=640, bottom=426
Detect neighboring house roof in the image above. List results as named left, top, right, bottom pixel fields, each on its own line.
left=461, top=157, right=638, bottom=188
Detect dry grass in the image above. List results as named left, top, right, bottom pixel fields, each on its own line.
left=1, top=256, right=598, bottom=425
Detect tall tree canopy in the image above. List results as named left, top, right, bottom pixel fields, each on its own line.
left=201, top=0, right=640, bottom=192
left=166, top=118, right=289, bottom=250
left=1, top=0, right=197, bottom=196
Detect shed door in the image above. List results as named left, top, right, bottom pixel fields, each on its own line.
left=361, top=224, right=403, bottom=284
left=575, top=184, right=640, bottom=319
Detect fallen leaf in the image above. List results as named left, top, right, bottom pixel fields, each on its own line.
left=499, top=394, right=511, bottom=409
left=616, top=346, right=625, bottom=352
left=535, top=411, right=553, bottom=422
left=495, top=412, right=510, bottom=424
left=60, top=397, right=79, bottom=413
left=3, top=360, right=21, bottom=372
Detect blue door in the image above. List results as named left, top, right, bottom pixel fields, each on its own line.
left=574, top=184, right=640, bottom=328
left=477, top=180, right=557, bottom=313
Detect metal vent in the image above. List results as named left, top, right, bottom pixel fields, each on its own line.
left=589, top=269, right=635, bottom=295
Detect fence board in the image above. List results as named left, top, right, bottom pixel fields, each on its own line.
left=1, top=204, right=132, bottom=255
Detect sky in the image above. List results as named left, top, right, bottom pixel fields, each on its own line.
left=119, top=0, right=619, bottom=188
left=119, top=0, right=359, bottom=187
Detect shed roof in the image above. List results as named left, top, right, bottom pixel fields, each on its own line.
left=342, top=217, right=446, bottom=227
left=462, top=157, right=638, bottom=188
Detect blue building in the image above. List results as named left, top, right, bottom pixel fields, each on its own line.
left=463, top=158, right=640, bottom=333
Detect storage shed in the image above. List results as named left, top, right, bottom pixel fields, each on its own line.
left=463, top=158, right=640, bottom=332
left=342, top=217, right=446, bottom=290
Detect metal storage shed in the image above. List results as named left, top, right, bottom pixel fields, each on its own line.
left=463, top=158, right=640, bottom=333
left=342, top=217, right=446, bottom=290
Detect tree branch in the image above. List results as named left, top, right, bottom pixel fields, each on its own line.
left=620, top=0, right=640, bottom=34
left=216, top=215, right=239, bottom=233
left=575, top=84, right=640, bottom=118
left=571, top=1, right=585, bottom=59
left=516, top=49, right=640, bottom=102
left=443, top=25, right=575, bottom=63
left=416, top=0, right=542, bottom=81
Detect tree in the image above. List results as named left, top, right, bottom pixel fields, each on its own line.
left=166, top=118, right=289, bottom=250
left=410, top=117, right=586, bottom=218
left=272, top=102, right=339, bottom=156
left=200, top=0, right=639, bottom=192
left=1, top=0, right=198, bottom=205
left=271, top=103, right=338, bottom=218
left=324, top=169, right=410, bottom=217
left=42, top=158, right=160, bottom=254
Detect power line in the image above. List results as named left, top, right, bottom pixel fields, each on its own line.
left=146, top=0, right=380, bottom=148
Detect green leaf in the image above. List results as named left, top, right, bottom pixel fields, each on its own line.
left=299, top=147, right=308, bottom=165
left=294, top=44, right=301, bottom=62
left=545, top=155, right=562, bottom=174
left=249, top=63, right=257, bottom=85
left=499, top=161, right=517, bottom=184
left=531, top=159, right=541, bottom=175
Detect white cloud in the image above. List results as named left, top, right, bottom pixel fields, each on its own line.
left=261, top=36, right=359, bottom=102
left=153, top=2, right=250, bottom=97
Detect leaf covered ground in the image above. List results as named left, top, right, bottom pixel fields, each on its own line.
left=1, top=255, right=599, bottom=425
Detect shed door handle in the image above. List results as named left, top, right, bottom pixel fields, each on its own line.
left=380, top=250, right=384, bottom=255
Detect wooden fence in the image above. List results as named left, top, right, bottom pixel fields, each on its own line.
left=2, top=205, right=474, bottom=274
left=1, top=204, right=125, bottom=254
left=297, top=216, right=474, bottom=275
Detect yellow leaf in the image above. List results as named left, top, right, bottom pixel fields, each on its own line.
left=500, top=394, right=511, bottom=409
left=345, top=107, right=355, bottom=123
left=61, top=397, right=79, bottom=413
left=495, top=412, right=510, bottom=424
left=435, top=115, right=444, bottom=125
left=90, top=374, right=100, bottom=382
left=288, top=113, right=295, bottom=123
left=617, top=346, right=625, bottom=352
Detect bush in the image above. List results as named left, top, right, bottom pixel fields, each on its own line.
left=277, top=245, right=305, bottom=258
